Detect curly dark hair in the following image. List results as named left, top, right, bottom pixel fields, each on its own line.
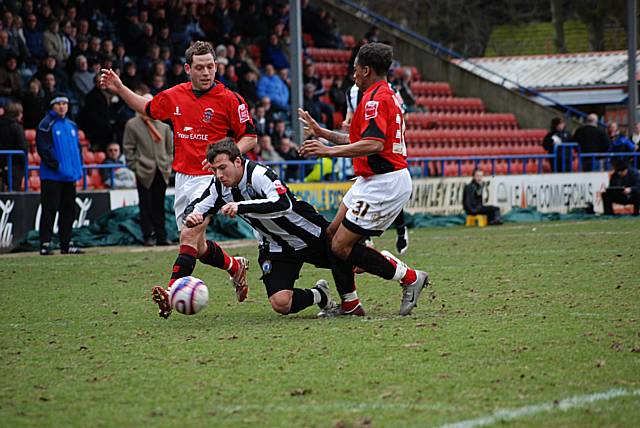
left=355, top=42, right=393, bottom=75
left=185, top=41, right=216, bottom=65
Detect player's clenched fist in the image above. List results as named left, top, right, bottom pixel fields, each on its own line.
left=299, top=139, right=331, bottom=158
left=184, top=212, right=204, bottom=228
left=220, top=202, right=239, bottom=218
left=100, top=69, right=124, bottom=93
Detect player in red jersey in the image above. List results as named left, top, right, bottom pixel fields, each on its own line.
left=100, top=41, right=257, bottom=318
left=299, top=43, right=430, bottom=316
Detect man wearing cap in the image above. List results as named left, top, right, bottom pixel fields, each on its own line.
left=36, top=94, right=84, bottom=255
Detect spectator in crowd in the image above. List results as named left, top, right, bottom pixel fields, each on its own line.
left=394, top=68, right=421, bottom=112
left=253, top=104, right=269, bottom=135
left=60, top=19, right=75, bottom=60
left=632, top=123, right=640, bottom=151
left=572, top=113, right=610, bottom=171
left=223, top=64, right=239, bottom=92
left=313, top=9, right=342, bottom=49
left=0, top=102, right=28, bottom=191
left=36, top=94, right=84, bottom=255
left=22, top=77, right=46, bottom=129
left=122, top=93, right=173, bottom=246
left=607, top=121, right=635, bottom=153
left=0, top=53, right=22, bottom=101
left=258, top=134, right=283, bottom=163
left=79, top=75, right=115, bottom=151
left=8, top=14, right=29, bottom=61
left=66, top=35, right=89, bottom=74
left=329, top=76, right=347, bottom=117
left=136, top=43, right=160, bottom=80
left=121, top=62, right=142, bottom=91
left=303, top=82, right=334, bottom=130
left=167, top=59, right=188, bottom=87
left=85, top=36, right=102, bottom=66
left=113, top=43, right=131, bottom=73
left=43, top=19, right=68, bottom=64
left=277, top=136, right=302, bottom=182
left=149, top=74, right=167, bottom=95
left=262, top=33, right=289, bottom=71
left=42, top=72, right=59, bottom=102
left=71, top=54, right=95, bottom=104
left=543, top=117, right=572, bottom=172
left=156, top=25, right=173, bottom=56
left=278, top=67, right=291, bottom=90
left=302, top=60, right=325, bottom=98
left=23, top=14, right=46, bottom=62
left=215, top=44, right=229, bottom=66
left=257, top=63, right=289, bottom=112
left=270, top=119, right=290, bottom=149
left=36, top=55, right=70, bottom=94
left=463, top=168, right=502, bottom=225
left=100, top=142, right=136, bottom=189
left=237, top=68, right=258, bottom=106
left=602, top=159, right=640, bottom=216
left=235, top=45, right=260, bottom=76
left=77, top=18, right=91, bottom=41
left=0, top=30, right=19, bottom=65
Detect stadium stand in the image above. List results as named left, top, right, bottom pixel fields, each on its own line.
left=1, top=0, right=552, bottom=192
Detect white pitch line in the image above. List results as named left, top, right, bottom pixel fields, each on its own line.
left=437, top=388, right=640, bottom=428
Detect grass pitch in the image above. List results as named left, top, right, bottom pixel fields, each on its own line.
left=1, top=218, right=639, bottom=427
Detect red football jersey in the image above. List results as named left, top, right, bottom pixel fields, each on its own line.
left=349, top=80, right=408, bottom=177
left=145, top=81, right=256, bottom=175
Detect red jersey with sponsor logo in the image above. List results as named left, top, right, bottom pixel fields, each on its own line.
left=349, top=80, right=407, bottom=178
left=145, top=81, right=256, bottom=175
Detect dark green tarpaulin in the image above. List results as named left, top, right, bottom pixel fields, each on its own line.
left=15, top=199, right=626, bottom=252
left=16, top=196, right=255, bottom=252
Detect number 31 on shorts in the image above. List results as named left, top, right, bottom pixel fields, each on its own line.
left=351, top=200, right=370, bottom=218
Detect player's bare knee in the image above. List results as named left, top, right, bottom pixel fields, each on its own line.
left=269, top=292, right=292, bottom=314
left=180, top=222, right=204, bottom=246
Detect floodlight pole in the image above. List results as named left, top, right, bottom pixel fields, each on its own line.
left=628, top=0, right=638, bottom=132
left=290, top=0, right=304, bottom=146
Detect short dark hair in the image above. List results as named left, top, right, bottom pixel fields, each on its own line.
left=185, top=41, right=216, bottom=66
left=550, top=117, right=563, bottom=130
left=207, top=138, right=240, bottom=163
left=355, top=42, right=393, bottom=75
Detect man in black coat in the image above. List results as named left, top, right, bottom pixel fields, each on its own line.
left=0, top=103, right=28, bottom=191
left=572, top=113, right=610, bottom=172
left=603, top=159, right=640, bottom=216
left=463, top=169, right=502, bottom=224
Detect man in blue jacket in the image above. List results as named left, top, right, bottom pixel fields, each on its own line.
left=36, top=94, right=85, bottom=255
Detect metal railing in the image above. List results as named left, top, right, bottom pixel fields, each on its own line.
left=0, top=150, right=29, bottom=191
left=335, top=0, right=595, bottom=124
left=4, top=149, right=640, bottom=193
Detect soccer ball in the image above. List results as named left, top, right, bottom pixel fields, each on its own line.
left=169, top=276, right=209, bottom=315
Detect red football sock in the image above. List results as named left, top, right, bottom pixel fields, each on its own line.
left=400, top=268, right=417, bottom=286
left=168, top=245, right=198, bottom=287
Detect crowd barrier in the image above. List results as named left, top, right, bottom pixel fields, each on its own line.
left=2, top=146, right=639, bottom=193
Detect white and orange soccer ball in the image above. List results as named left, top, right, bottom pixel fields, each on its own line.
left=169, top=276, right=209, bottom=315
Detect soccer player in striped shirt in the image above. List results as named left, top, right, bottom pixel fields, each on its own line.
left=184, top=138, right=361, bottom=316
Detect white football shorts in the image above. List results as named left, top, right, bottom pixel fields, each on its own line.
left=342, top=168, right=412, bottom=236
left=174, top=172, right=214, bottom=229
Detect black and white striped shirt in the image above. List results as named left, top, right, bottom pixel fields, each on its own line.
left=189, top=160, right=329, bottom=253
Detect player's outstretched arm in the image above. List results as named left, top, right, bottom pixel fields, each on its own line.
left=236, top=135, right=258, bottom=155
left=99, top=69, right=148, bottom=115
left=299, top=138, right=383, bottom=159
left=298, top=108, right=349, bottom=145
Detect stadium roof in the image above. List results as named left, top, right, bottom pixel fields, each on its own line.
left=454, top=51, right=640, bottom=90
